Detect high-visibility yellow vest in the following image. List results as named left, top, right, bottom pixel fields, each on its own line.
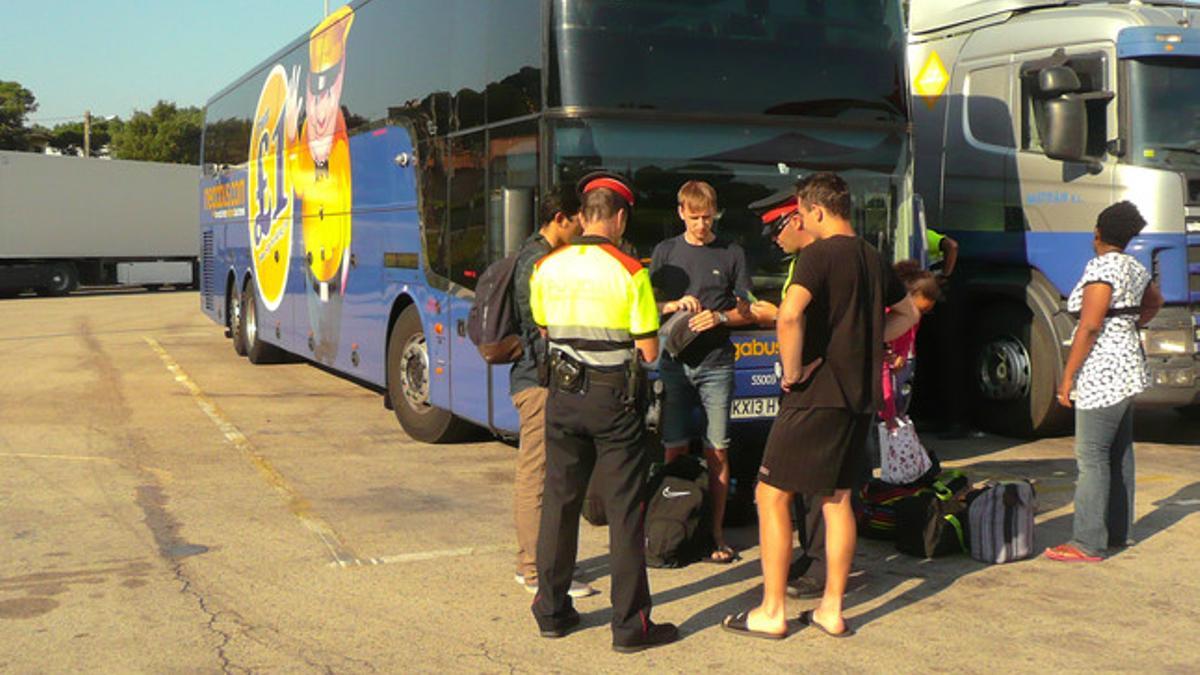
left=530, top=235, right=659, bottom=369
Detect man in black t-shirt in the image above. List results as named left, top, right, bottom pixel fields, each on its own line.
left=722, top=173, right=917, bottom=641
left=649, top=180, right=755, bottom=563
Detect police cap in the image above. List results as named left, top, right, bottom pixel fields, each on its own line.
left=577, top=170, right=636, bottom=208
left=749, top=188, right=799, bottom=239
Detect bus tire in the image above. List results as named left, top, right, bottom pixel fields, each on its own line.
left=42, top=263, right=78, bottom=297
left=240, top=285, right=285, bottom=364
left=971, top=303, right=1069, bottom=437
left=387, top=305, right=474, bottom=443
left=230, top=286, right=248, bottom=356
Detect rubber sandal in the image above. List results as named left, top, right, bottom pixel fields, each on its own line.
left=1044, top=544, right=1102, bottom=563
left=704, top=545, right=739, bottom=565
left=720, top=611, right=788, bottom=640
left=798, top=610, right=855, bottom=638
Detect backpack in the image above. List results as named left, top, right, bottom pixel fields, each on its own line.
left=466, top=253, right=524, bottom=364
left=968, top=480, right=1037, bottom=564
left=644, top=456, right=710, bottom=568
left=894, top=470, right=971, bottom=558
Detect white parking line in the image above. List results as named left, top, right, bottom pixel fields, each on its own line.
left=338, top=544, right=510, bottom=567
left=144, top=337, right=359, bottom=567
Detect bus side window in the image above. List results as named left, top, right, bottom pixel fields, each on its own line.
left=448, top=131, right=488, bottom=290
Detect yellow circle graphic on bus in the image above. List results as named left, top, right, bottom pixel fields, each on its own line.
left=247, top=64, right=294, bottom=312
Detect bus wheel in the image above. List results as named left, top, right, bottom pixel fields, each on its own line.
left=229, top=287, right=247, bottom=356
left=971, top=304, right=1068, bottom=437
left=42, top=263, right=78, bottom=297
left=239, top=285, right=284, bottom=364
left=387, top=305, right=473, bottom=443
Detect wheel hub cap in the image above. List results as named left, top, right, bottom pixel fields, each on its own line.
left=977, top=335, right=1031, bottom=401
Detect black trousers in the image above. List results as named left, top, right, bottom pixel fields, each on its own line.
left=791, top=494, right=826, bottom=578
left=532, top=380, right=652, bottom=643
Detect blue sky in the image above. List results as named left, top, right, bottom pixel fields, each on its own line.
left=1, top=0, right=351, bottom=124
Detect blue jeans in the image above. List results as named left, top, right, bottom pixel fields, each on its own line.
left=1071, top=396, right=1136, bottom=556
left=659, top=358, right=733, bottom=450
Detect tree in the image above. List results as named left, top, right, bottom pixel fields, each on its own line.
left=109, top=101, right=202, bottom=164
left=0, top=80, right=38, bottom=151
left=44, top=118, right=117, bottom=157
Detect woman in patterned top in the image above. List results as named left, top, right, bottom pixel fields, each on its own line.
left=1046, top=202, right=1164, bottom=563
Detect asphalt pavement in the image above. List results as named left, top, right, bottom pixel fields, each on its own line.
left=1, top=291, right=1198, bottom=673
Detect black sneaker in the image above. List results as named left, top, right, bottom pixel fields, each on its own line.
left=786, top=575, right=823, bottom=599
left=612, top=622, right=679, bottom=654
left=538, top=610, right=581, bottom=638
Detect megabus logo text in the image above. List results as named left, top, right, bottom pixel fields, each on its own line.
left=734, top=338, right=779, bottom=361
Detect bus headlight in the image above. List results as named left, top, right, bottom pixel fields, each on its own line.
left=1142, top=329, right=1193, bottom=356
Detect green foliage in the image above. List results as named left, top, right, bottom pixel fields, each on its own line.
left=109, top=101, right=202, bottom=165
left=43, top=118, right=117, bottom=157
left=0, top=80, right=38, bottom=151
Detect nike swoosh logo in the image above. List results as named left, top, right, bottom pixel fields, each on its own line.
left=662, top=487, right=692, bottom=499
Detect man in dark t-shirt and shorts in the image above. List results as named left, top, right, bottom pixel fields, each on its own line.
left=722, top=172, right=918, bottom=640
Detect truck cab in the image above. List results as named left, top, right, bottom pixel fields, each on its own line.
left=909, top=0, right=1200, bottom=435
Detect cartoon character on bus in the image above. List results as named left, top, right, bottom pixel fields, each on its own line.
left=284, top=4, right=355, bottom=363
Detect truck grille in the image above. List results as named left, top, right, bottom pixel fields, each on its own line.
left=201, top=231, right=215, bottom=311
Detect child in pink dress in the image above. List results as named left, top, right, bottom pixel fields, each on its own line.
left=881, top=262, right=942, bottom=425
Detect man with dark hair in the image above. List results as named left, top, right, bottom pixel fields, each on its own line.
left=529, top=172, right=678, bottom=653
left=723, top=172, right=918, bottom=640
left=510, top=186, right=592, bottom=597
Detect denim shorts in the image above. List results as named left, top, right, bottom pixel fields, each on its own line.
left=658, top=357, right=734, bottom=450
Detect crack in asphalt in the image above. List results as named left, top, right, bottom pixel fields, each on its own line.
left=476, top=641, right=519, bottom=675
left=175, top=566, right=246, bottom=675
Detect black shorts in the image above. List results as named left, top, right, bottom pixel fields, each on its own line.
left=758, top=407, right=871, bottom=496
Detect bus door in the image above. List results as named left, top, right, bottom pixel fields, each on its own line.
left=446, top=132, right=492, bottom=427
left=484, top=121, right=539, bottom=434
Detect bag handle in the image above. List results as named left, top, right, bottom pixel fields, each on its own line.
left=943, top=514, right=966, bottom=552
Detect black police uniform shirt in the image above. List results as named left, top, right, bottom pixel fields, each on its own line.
left=649, top=234, right=752, bottom=368
left=784, top=236, right=906, bottom=414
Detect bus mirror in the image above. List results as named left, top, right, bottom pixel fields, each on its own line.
left=499, top=187, right=534, bottom=258
left=1042, top=96, right=1087, bottom=162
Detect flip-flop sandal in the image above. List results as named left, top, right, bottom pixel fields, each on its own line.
left=720, top=611, right=788, bottom=641
left=798, top=610, right=855, bottom=638
left=703, top=545, right=739, bottom=565
left=1044, top=544, right=1102, bottom=563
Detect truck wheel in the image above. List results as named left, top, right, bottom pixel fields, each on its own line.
left=229, top=288, right=247, bottom=356
left=239, top=286, right=285, bottom=364
left=971, top=304, right=1069, bottom=437
left=42, top=263, right=78, bottom=297
left=386, top=305, right=474, bottom=443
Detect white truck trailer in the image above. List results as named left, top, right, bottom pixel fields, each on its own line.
left=0, top=151, right=198, bottom=295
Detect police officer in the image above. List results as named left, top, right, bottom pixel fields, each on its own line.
left=529, top=171, right=679, bottom=653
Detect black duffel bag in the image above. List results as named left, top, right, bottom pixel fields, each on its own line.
left=894, top=470, right=970, bottom=558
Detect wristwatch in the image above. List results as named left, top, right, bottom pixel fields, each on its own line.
left=716, top=311, right=728, bottom=324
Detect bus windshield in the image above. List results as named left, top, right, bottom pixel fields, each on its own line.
left=550, top=0, right=907, bottom=122
left=551, top=118, right=908, bottom=302
left=1129, top=58, right=1200, bottom=171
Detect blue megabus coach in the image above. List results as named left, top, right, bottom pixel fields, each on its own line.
left=199, top=0, right=917, bottom=443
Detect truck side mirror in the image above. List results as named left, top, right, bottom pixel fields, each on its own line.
left=1037, top=66, right=1081, bottom=97
left=1042, top=96, right=1088, bottom=162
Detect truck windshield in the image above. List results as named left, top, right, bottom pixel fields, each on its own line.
left=1129, top=58, right=1200, bottom=170
left=549, top=0, right=907, bottom=123
left=551, top=118, right=907, bottom=301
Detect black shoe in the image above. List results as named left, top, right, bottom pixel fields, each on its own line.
left=538, top=610, right=581, bottom=638
left=612, top=622, right=679, bottom=654
left=786, top=575, right=823, bottom=599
